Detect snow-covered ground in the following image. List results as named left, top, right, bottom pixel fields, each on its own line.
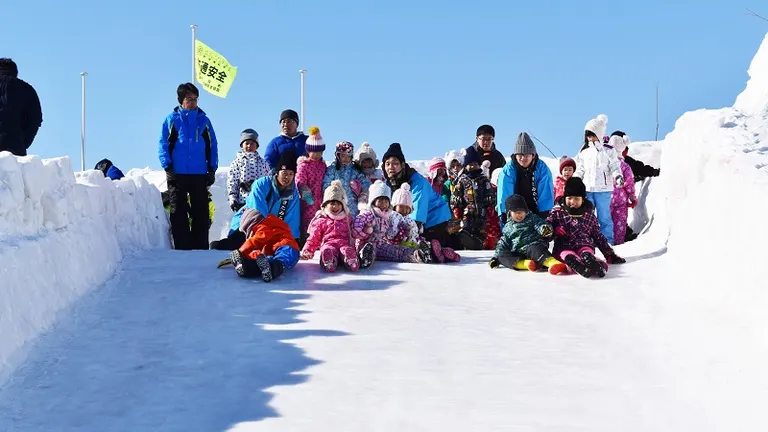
left=1, top=30, right=766, bottom=432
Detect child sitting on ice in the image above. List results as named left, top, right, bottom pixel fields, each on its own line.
left=227, top=129, right=270, bottom=212
left=300, top=180, right=360, bottom=273
left=352, top=182, right=431, bottom=264
left=219, top=208, right=299, bottom=282
left=554, top=156, right=576, bottom=205
left=354, top=142, right=385, bottom=185
left=450, top=153, right=497, bottom=250
left=546, top=177, right=626, bottom=279
left=489, top=194, right=567, bottom=274
left=296, top=126, right=328, bottom=246
left=426, top=157, right=452, bottom=202
left=323, top=141, right=371, bottom=218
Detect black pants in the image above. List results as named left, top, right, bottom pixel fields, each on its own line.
left=210, top=230, right=246, bottom=251
left=497, top=244, right=552, bottom=269
left=457, top=230, right=484, bottom=250
left=423, top=221, right=460, bottom=249
left=167, top=172, right=209, bottom=250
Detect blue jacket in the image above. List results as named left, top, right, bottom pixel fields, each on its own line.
left=229, top=175, right=301, bottom=239
left=496, top=158, right=554, bottom=216
left=322, top=162, right=371, bottom=218
left=158, top=107, right=218, bottom=175
left=264, top=133, right=308, bottom=169
left=106, top=165, right=124, bottom=180
left=392, top=171, right=451, bottom=229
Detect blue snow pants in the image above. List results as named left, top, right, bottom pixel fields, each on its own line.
left=586, top=191, right=614, bottom=245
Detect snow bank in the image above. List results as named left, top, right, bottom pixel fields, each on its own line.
left=0, top=153, right=169, bottom=383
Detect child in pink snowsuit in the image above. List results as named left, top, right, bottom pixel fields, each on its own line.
left=300, top=180, right=359, bottom=273
left=547, top=177, right=626, bottom=279
left=607, top=135, right=637, bottom=245
left=554, top=156, right=576, bottom=205
left=295, top=126, right=328, bottom=244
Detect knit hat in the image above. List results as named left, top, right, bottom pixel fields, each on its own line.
left=504, top=194, right=529, bottom=213
left=391, top=183, right=414, bottom=210
left=428, top=157, right=446, bottom=179
left=354, top=142, right=379, bottom=166
left=584, top=114, right=608, bottom=140
left=559, top=156, right=576, bottom=173
left=275, top=150, right=298, bottom=173
left=304, top=126, right=326, bottom=153
left=445, top=150, right=464, bottom=167
left=336, top=141, right=354, bottom=156
left=564, top=176, right=587, bottom=198
left=368, top=181, right=392, bottom=207
left=239, top=208, right=265, bottom=234
left=514, top=132, right=537, bottom=155
left=280, top=109, right=299, bottom=125
left=608, top=135, right=628, bottom=155
left=476, top=124, right=495, bottom=137
left=381, top=143, right=406, bottom=166
left=240, top=129, right=259, bottom=147
left=464, top=149, right=481, bottom=166
left=322, top=179, right=349, bottom=214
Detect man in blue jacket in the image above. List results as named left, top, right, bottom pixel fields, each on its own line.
left=158, top=83, right=219, bottom=250
left=0, top=58, right=43, bottom=157
left=264, top=109, right=307, bottom=170
left=496, top=132, right=554, bottom=225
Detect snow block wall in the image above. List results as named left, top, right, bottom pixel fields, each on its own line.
left=0, top=153, right=169, bottom=383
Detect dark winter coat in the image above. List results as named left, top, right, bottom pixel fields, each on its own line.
left=264, top=132, right=308, bottom=170
left=158, top=106, right=218, bottom=175
left=0, top=75, right=43, bottom=156
left=494, top=212, right=552, bottom=258
left=465, top=142, right=507, bottom=175
left=546, top=199, right=615, bottom=258
left=450, top=170, right=496, bottom=237
left=625, top=155, right=660, bottom=182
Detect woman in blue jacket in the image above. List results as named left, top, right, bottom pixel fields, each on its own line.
left=496, top=132, right=554, bottom=225
left=381, top=143, right=460, bottom=262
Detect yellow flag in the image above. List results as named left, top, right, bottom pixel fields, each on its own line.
left=194, top=39, right=237, bottom=98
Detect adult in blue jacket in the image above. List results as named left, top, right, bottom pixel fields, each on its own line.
left=94, top=158, right=125, bottom=180
left=496, top=132, right=554, bottom=225
left=158, top=82, right=219, bottom=250
left=381, top=143, right=454, bottom=246
left=264, top=109, right=308, bottom=170
left=211, top=150, right=301, bottom=251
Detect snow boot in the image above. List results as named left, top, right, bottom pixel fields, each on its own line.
left=320, top=248, right=338, bottom=273
left=441, top=247, right=461, bottom=263
left=564, top=254, right=592, bottom=279
left=414, top=248, right=429, bottom=263
left=580, top=252, right=606, bottom=278
left=542, top=256, right=568, bottom=275
left=342, top=247, right=360, bottom=272
left=359, top=243, right=375, bottom=269
left=526, top=260, right=541, bottom=272
left=429, top=239, right=445, bottom=263
left=417, top=240, right=434, bottom=264
left=268, top=260, right=284, bottom=282
left=230, top=250, right=261, bottom=278
left=256, top=254, right=273, bottom=282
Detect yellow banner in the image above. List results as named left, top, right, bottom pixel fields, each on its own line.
left=194, top=39, right=237, bottom=98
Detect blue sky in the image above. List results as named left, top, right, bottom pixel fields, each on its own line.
left=2, top=0, right=767, bottom=171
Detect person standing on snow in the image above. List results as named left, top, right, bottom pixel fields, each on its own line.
left=464, top=125, right=507, bottom=175
left=158, top=82, right=219, bottom=250
left=607, top=134, right=637, bottom=246
left=226, top=128, right=270, bottom=212
left=0, top=58, right=43, bottom=157
left=264, top=109, right=308, bottom=170
left=496, top=132, right=555, bottom=224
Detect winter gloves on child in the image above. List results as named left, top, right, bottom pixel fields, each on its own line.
left=489, top=257, right=500, bottom=268
left=605, top=254, right=626, bottom=264
left=299, top=185, right=315, bottom=205
left=615, top=175, right=625, bottom=187
left=539, top=224, right=553, bottom=238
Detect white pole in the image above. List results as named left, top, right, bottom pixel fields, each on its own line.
left=80, top=72, right=87, bottom=172
left=191, top=24, right=198, bottom=83
left=300, top=69, right=306, bottom=131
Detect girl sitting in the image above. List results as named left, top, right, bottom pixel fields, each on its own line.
left=323, top=141, right=371, bottom=218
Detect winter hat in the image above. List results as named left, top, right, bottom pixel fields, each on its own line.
left=428, top=157, right=447, bottom=178
left=564, top=176, right=587, bottom=198
left=240, top=129, right=259, bottom=147
left=275, top=150, right=298, bottom=173
left=584, top=114, right=608, bottom=140
left=559, top=156, right=576, bottom=173
left=368, top=181, right=392, bottom=207
left=280, top=109, right=299, bottom=125
left=239, top=208, right=265, bottom=234
left=445, top=150, right=464, bottom=167
left=476, top=124, right=496, bottom=137
left=391, top=183, right=414, bottom=210
left=354, top=142, right=379, bottom=166
left=304, top=126, right=326, bottom=153
left=381, top=143, right=406, bottom=166
left=463, top=149, right=481, bottom=166
left=504, top=194, right=529, bottom=213
left=608, top=135, right=628, bottom=155
left=322, top=179, right=349, bottom=214
left=514, top=132, right=537, bottom=155
left=336, top=141, right=354, bottom=156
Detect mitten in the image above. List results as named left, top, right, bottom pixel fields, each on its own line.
left=539, top=224, right=553, bottom=238
left=300, top=250, right=314, bottom=260
left=489, top=257, right=500, bottom=269
left=606, top=254, right=626, bottom=264
left=453, top=207, right=462, bottom=219
left=615, top=175, right=624, bottom=187
left=350, top=180, right=362, bottom=197
left=554, top=226, right=566, bottom=237
left=206, top=170, right=216, bottom=186
left=302, top=191, right=314, bottom=205
left=628, top=196, right=638, bottom=208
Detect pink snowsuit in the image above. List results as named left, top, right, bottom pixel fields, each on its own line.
left=295, top=156, right=327, bottom=236
left=352, top=208, right=417, bottom=262
left=554, top=175, right=567, bottom=204
left=302, top=209, right=358, bottom=271
left=610, top=158, right=636, bottom=245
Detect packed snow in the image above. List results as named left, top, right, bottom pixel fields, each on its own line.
left=1, top=31, right=767, bottom=432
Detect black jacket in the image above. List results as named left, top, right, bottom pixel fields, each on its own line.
left=0, top=74, right=43, bottom=156
left=465, top=142, right=507, bottom=174
left=625, top=155, right=660, bottom=182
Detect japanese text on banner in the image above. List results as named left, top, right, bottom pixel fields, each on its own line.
left=194, top=39, right=237, bottom=98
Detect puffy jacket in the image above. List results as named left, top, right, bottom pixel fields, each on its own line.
left=323, top=163, right=371, bottom=218
left=106, top=165, right=125, bottom=180
left=554, top=175, right=566, bottom=204
left=230, top=175, right=300, bottom=238
left=295, top=156, right=328, bottom=234
left=546, top=200, right=615, bottom=258
left=264, top=132, right=308, bottom=169
left=385, top=167, right=451, bottom=230
left=450, top=170, right=496, bottom=237
left=574, top=141, right=622, bottom=193
left=227, top=151, right=270, bottom=205
left=158, top=106, right=218, bottom=175
left=239, top=214, right=300, bottom=262
left=496, top=158, right=554, bottom=216
left=352, top=208, right=410, bottom=246
left=611, top=158, right=637, bottom=208
left=494, top=212, right=552, bottom=257
left=302, top=210, right=355, bottom=255
left=0, top=75, right=42, bottom=156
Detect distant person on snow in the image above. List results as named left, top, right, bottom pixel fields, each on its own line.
left=546, top=177, right=625, bottom=279
left=226, top=128, right=270, bottom=212
left=465, top=125, right=507, bottom=175
left=264, top=109, right=308, bottom=170
left=0, top=58, right=43, bottom=157
left=496, top=132, right=555, bottom=224
left=94, top=158, right=125, bottom=180
left=607, top=134, right=637, bottom=246
left=609, top=130, right=661, bottom=182
left=158, top=82, right=219, bottom=251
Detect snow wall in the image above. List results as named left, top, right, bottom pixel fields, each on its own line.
left=0, top=154, right=169, bottom=383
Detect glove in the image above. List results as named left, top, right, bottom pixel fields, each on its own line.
left=229, top=198, right=243, bottom=213
left=615, top=175, right=624, bottom=187
left=300, top=250, right=314, bottom=260
left=453, top=208, right=462, bottom=219
left=302, top=190, right=315, bottom=205
left=628, top=196, right=638, bottom=208
left=206, top=170, right=216, bottom=186
left=554, top=226, right=566, bottom=237
left=489, top=257, right=500, bottom=269
left=350, top=180, right=362, bottom=197
left=539, top=224, right=553, bottom=238
left=606, top=254, right=626, bottom=264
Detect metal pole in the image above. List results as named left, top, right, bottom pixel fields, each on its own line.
left=655, top=83, right=660, bottom=141
left=300, top=69, right=306, bottom=131
left=191, top=24, right=198, bottom=83
left=80, top=72, right=87, bottom=172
